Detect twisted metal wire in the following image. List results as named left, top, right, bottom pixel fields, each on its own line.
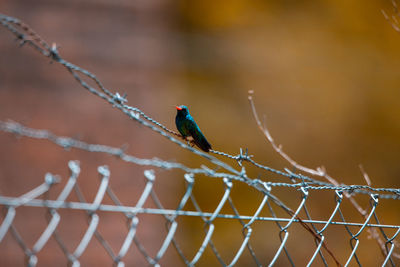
left=1, top=160, right=399, bottom=266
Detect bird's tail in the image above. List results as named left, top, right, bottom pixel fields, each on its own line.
left=194, top=134, right=211, bottom=152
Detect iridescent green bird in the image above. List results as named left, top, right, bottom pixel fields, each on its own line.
left=175, top=105, right=212, bottom=152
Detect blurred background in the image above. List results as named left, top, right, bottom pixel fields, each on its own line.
left=1, top=0, right=400, bottom=266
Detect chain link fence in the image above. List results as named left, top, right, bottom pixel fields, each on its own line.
left=1, top=13, right=400, bottom=266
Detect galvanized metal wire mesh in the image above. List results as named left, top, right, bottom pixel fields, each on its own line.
left=1, top=13, right=400, bottom=266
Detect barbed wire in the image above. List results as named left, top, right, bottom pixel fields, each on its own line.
left=1, top=13, right=400, bottom=266
left=2, top=12, right=395, bottom=196
left=1, top=120, right=399, bottom=199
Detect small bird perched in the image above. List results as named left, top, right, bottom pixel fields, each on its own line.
left=175, top=105, right=212, bottom=152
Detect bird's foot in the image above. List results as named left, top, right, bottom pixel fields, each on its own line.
left=186, top=140, right=195, bottom=147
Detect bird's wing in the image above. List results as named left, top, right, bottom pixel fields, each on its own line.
left=188, top=123, right=211, bottom=152
left=176, top=117, right=189, bottom=137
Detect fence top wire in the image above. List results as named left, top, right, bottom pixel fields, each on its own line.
left=1, top=12, right=400, bottom=267
left=1, top=120, right=399, bottom=199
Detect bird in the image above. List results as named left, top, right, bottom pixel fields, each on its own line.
left=175, top=105, right=212, bottom=152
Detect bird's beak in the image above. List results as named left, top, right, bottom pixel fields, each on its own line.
left=176, top=106, right=182, bottom=111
